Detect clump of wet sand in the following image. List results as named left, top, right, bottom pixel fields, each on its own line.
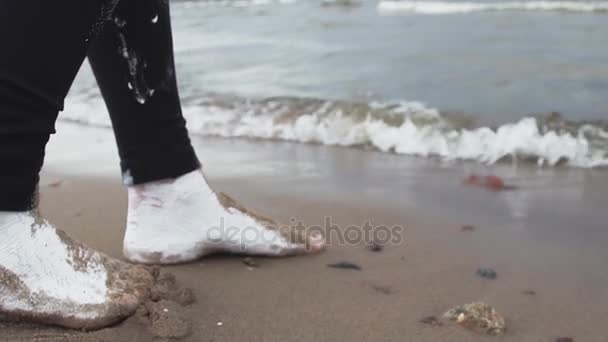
left=0, top=267, right=196, bottom=341
left=136, top=267, right=196, bottom=339
left=137, top=300, right=191, bottom=340
left=148, top=269, right=196, bottom=306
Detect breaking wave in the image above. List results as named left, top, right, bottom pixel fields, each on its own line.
left=63, top=94, right=608, bottom=168
left=378, top=0, right=608, bottom=14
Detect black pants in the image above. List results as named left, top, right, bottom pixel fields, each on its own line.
left=0, top=0, right=201, bottom=211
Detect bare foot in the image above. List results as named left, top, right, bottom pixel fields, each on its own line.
left=124, top=170, right=326, bottom=264
left=0, top=212, right=152, bottom=329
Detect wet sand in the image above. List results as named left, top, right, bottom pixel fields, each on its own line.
left=2, top=122, right=608, bottom=341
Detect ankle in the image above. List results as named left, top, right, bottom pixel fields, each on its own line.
left=127, top=169, right=214, bottom=209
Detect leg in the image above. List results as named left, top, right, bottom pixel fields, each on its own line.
left=0, top=0, right=104, bottom=211
left=87, top=0, right=325, bottom=264
left=87, top=0, right=200, bottom=185
left=0, top=0, right=151, bottom=329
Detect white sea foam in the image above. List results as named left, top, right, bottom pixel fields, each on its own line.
left=62, top=95, right=608, bottom=168
left=378, top=0, right=608, bottom=14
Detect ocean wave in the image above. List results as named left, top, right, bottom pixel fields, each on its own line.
left=179, top=0, right=296, bottom=8
left=378, top=0, right=608, bottom=14
left=62, top=94, right=608, bottom=168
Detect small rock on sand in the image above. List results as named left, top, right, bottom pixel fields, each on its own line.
left=476, top=268, right=497, bottom=279
left=419, top=316, right=443, bottom=327
left=243, top=257, right=259, bottom=268
left=555, top=338, right=574, bottom=342
left=368, top=241, right=383, bottom=252
left=371, top=285, right=392, bottom=295
left=443, top=302, right=506, bottom=335
left=327, top=261, right=362, bottom=271
left=522, top=289, right=536, bottom=296
left=461, top=225, right=476, bottom=232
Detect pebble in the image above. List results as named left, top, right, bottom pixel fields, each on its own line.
left=461, top=225, right=476, bottom=232
left=327, top=261, right=362, bottom=271
left=243, top=257, right=259, bottom=268
left=368, top=241, right=383, bottom=252
left=476, top=268, right=497, bottom=279
left=371, top=285, right=392, bottom=295
left=419, top=316, right=443, bottom=327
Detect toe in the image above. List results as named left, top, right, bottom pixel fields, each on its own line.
left=307, top=231, right=327, bottom=253
left=275, top=231, right=326, bottom=256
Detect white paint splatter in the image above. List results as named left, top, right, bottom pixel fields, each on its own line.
left=114, top=17, right=126, bottom=28
left=0, top=212, right=108, bottom=318
left=116, top=32, right=155, bottom=105
left=123, top=170, right=309, bottom=264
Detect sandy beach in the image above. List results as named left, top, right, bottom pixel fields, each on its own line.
left=2, top=121, right=608, bottom=341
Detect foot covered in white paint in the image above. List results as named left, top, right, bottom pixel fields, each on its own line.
left=0, top=212, right=153, bottom=329
left=124, top=170, right=326, bottom=264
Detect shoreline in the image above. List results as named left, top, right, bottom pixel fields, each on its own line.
left=2, top=122, right=608, bottom=341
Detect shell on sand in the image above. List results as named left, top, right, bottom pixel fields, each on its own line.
left=443, top=302, right=506, bottom=335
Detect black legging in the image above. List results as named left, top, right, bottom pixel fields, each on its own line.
left=0, top=0, right=201, bottom=211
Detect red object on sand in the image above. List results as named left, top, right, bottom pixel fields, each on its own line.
left=484, top=175, right=505, bottom=190
left=464, top=174, right=506, bottom=191
left=465, top=174, right=481, bottom=185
